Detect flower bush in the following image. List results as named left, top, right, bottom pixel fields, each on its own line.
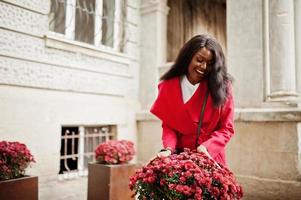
left=0, top=141, right=35, bottom=180
left=95, top=140, right=135, bottom=164
left=129, top=149, right=243, bottom=200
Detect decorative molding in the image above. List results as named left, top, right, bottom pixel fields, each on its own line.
left=0, top=29, right=131, bottom=78
left=136, top=108, right=301, bottom=122
left=45, top=33, right=132, bottom=65
left=235, top=108, right=301, bottom=122
left=0, top=56, right=130, bottom=96
left=268, top=91, right=299, bottom=102
left=236, top=174, right=301, bottom=187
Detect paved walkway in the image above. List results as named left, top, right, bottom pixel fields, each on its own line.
left=40, top=177, right=87, bottom=200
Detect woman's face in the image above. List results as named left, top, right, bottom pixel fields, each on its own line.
left=187, top=47, right=213, bottom=85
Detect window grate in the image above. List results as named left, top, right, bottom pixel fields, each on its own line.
left=59, top=125, right=117, bottom=179
left=59, top=127, right=79, bottom=174
left=83, top=126, right=116, bottom=168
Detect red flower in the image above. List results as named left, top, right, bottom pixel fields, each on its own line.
left=0, top=141, right=35, bottom=180
left=129, top=148, right=243, bottom=200
left=94, top=140, right=135, bottom=165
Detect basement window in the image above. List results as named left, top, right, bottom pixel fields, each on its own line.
left=59, top=125, right=117, bottom=179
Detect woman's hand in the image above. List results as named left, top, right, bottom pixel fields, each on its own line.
left=197, top=145, right=221, bottom=168
left=145, top=148, right=172, bottom=166
left=157, top=149, right=172, bottom=158
left=197, top=145, right=212, bottom=159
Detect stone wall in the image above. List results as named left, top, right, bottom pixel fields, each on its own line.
left=137, top=1, right=301, bottom=198
left=136, top=110, right=301, bottom=199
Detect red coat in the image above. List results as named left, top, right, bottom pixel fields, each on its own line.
left=150, top=77, right=234, bottom=166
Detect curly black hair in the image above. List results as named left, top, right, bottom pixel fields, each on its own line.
left=160, top=34, right=232, bottom=107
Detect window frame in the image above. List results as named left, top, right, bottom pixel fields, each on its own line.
left=50, top=0, right=124, bottom=52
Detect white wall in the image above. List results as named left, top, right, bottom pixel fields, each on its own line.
left=0, top=0, right=141, bottom=199
left=0, top=85, right=129, bottom=176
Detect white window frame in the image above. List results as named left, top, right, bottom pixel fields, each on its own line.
left=52, top=0, right=123, bottom=52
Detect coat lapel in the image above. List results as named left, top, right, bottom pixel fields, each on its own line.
left=150, top=77, right=197, bottom=134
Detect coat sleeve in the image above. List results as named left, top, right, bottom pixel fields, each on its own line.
left=201, top=85, right=234, bottom=159
left=162, top=123, right=178, bottom=151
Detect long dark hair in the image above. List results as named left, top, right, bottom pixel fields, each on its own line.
left=161, top=34, right=232, bottom=107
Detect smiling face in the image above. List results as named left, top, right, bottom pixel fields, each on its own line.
left=187, top=47, right=213, bottom=85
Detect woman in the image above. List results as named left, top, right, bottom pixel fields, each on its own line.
left=150, top=34, right=234, bottom=166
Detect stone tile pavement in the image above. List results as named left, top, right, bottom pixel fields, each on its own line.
left=39, top=177, right=87, bottom=200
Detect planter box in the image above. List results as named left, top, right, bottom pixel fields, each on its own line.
left=0, top=176, right=38, bottom=200
left=87, top=163, right=137, bottom=200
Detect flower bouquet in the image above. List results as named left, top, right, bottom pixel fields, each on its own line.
left=94, top=139, right=135, bottom=164
left=88, top=140, right=137, bottom=200
left=129, top=149, right=243, bottom=200
left=0, top=141, right=38, bottom=200
left=0, top=141, right=35, bottom=180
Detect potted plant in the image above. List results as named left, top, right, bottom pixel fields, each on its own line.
left=129, top=148, right=243, bottom=200
left=0, top=141, right=37, bottom=200
left=87, top=140, right=136, bottom=200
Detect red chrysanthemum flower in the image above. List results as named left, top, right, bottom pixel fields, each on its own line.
left=95, top=140, right=135, bottom=165
left=129, top=148, right=243, bottom=200
left=0, top=141, right=35, bottom=180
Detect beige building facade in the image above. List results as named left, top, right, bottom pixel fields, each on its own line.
left=1, top=0, right=301, bottom=199
left=137, top=0, right=301, bottom=199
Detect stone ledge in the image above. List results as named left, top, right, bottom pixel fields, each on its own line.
left=136, top=108, right=301, bottom=122
left=45, top=33, right=132, bottom=65
left=136, top=110, right=158, bottom=121
left=0, top=29, right=132, bottom=78
left=235, top=108, right=301, bottom=122
left=237, top=175, right=301, bottom=200
left=0, top=57, right=129, bottom=97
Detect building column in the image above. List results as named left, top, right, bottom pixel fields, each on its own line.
left=295, top=0, right=301, bottom=105
left=268, top=0, right=297, bottom=101
left=139, top=0, right=169, bottom=109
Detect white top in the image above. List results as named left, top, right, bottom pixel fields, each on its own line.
left=180, top=75, right=200, bottom=103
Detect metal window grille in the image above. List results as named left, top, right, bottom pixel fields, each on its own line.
left=48, top=0, right=128, bottom=51
left=59, top=125, right=117, bottom=179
